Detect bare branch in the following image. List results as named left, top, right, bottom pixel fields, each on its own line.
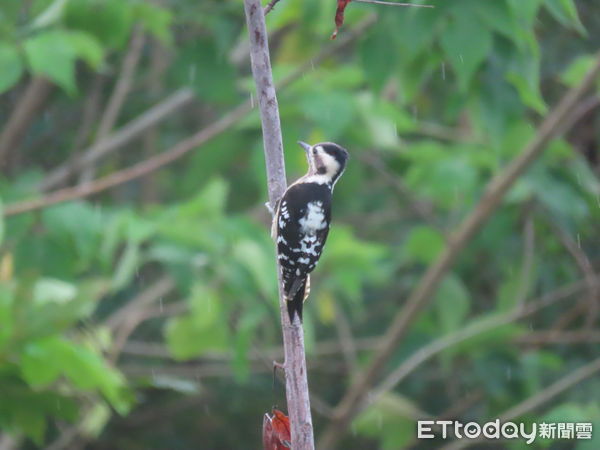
left=371, top=278, right=599, bottom=407
left=334, top=303, right=358, bottom=372
left=359, top=151, right=442, bottom=231
left=97, top=28, right=146, bottom=141
left=0, top=77, right=53, bottom=169
left=40, top=87, right=196, bottom=191
left=501, top=358, right=600, bottom=421
left=141, top=40, right=170, bottom=204
left=121, top=336, right=380, bottom=361
left=105, top=276, right=176, bottom=363
left=439, top=357, right=600, bottom=450
left=75, top=76, right=107, bottom=151
left=317, top=52, right=600, bottom=450
left=546, top=217, right=599, bottom=329
left=516, top=330, right=600, bottom=344
left=264, top=0, right=282, bottom=15
left=243, top=0, right=314, bottom=447
left=79, top=27, right=146, bottom=184
left=4, top=16, right=377, bottom=217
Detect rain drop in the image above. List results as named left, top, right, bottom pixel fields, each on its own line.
left=189, top=65, right=197, bottom=82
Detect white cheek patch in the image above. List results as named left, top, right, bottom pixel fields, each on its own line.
left=321, top=152, right=339, bottom=175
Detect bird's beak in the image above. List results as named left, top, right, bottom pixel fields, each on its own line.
left=297, top=141, right=311, bottom=153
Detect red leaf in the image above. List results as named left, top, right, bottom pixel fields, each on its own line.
left=262, top=409, right=291, bottom=449
left=332, top=0, right=352, bottom=39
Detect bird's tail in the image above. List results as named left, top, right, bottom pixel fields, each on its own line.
left=286, top=275, right=310, bottom=323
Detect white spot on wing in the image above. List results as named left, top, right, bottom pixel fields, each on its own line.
left=299, top=202, right=326, bottom=233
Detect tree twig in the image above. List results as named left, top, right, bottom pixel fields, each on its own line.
left=546, top=216, right=599, bottom=329
left=516, top=330, right=600, bottom=344
left=334, top=303, right=358, bottom=372
left=4, top=101, right=251, bottom=217
left=439, top=357, right=600, bottom=450
left=317, top=51, right=600, bottom=450
left=264, top=0, right=282, bottom=15
left=39, top=87, right=196, bottom=191
left=0, top=77, right=53, bottom=170
left=120, top=336, right=380, bottom=361
left=79, top=27, right=146, bottom=184
left=4, top=16, right=377, bottom=217
left=105, top=276, right=176, bottom=363
left=141, top=40, right=170, bottom=204
left=69, top=74, right=106, bottom=160
left=370, top=278, right=599, bottom=408
left=243, top=0, right=314, bottom=447
left=359, top=151, right=442, bottom=232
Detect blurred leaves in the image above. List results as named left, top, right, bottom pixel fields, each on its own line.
left=166, top=287, right=228, bottom=360
left=354, top=392, right=423, bottom=450
left=0, top=0, right=599, bottom=448
left=0, top=42, right=23, bottom=94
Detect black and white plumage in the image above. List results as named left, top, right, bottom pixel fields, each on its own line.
left=271, top=141, right=349, bottom=323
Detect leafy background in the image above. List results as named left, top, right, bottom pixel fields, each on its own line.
left=0, top=0, right=599, bottom=448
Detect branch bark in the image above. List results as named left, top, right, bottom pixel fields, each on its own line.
left=317, top=51, right=600, bottom=449
left=243, top=0, right=314, bottom=447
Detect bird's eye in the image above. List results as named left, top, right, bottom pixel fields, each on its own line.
left=312, top=148, right=317, bottom=154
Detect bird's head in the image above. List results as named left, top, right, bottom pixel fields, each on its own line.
left=298, top=141, right=349, bottom=187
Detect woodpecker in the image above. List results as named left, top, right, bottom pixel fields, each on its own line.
left=271, top=141, right=349, bottom=323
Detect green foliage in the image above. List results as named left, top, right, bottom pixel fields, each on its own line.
left=0, top=0, right=599, bottom=448
left=166, top=287, right=229, bottom=360
left=63, top=0, right=133, bottom=49
left=0, top=42, right=23, bottom=94
left=0, top=279, right=129, bottom=443
left=354, top=393, right=422, bottom=449
left=24, top=30, right=79, bottom=93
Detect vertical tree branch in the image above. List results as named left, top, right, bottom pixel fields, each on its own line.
left=243, top=0, right=314, bottom=448
left=317, top=52, right=600, bottom=450
left=142, top=40, right=170, bottom=204
left=80, top=27, right=146, bottom=184
left=0, top=77, right=53, bottom=170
